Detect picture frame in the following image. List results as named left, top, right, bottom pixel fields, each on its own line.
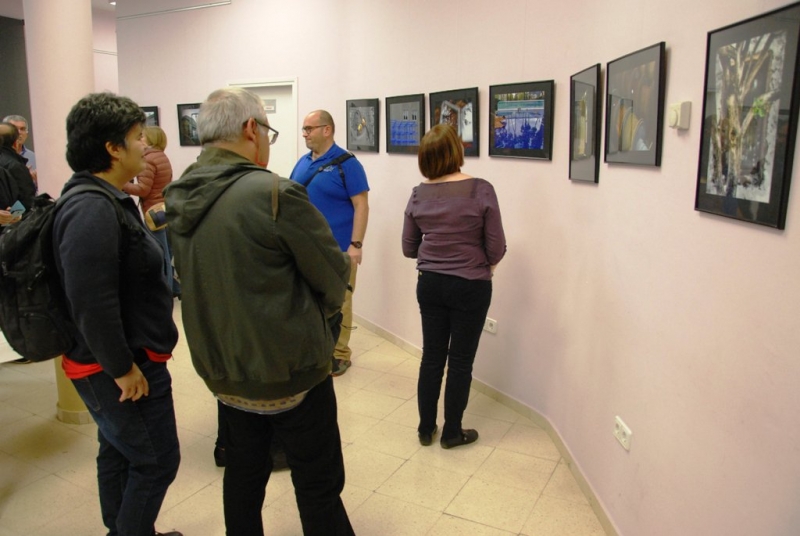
left=570, top=65, right=602, bottom=182
left=430, top=87, right=479, bottom=157
left=385, top=94, right=425, bottom=154
left=604, top=42, right=666, bottom=166
left=346, top=99, right=380, bottom=153
left=141, top=106, right=159, bottom=127
left=177, top=103, right=201, bottom=146
left=489, top=80, right=554, bottom=160
left=695, top=2, right=800, bottom=229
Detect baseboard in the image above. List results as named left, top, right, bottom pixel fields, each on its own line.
left=353, top=314, right=617, bottom=536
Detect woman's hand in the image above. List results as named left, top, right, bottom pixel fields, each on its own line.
left=115, top=363, right=150, bottom=402
left=0, top=209, right=21, bottom=225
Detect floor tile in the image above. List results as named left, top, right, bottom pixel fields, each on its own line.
left=376, top=458, right=469, bottom=511
left=542, top=460, right=590, bottom=504
left=362, top=371, right=417, bottom=400
left=350, top=492, right=441, bottom=536
left=521, top=495, right=606, bottom=536
left=497, top=422, right=562, bottom=461
left=351, top=419, right=421, bottom=459
left=342, top=443, right=405, bottom=491
left=445, top=477, right=537, bottom=534
left=338, top=388, right=406, bottom=420
left=473, top=448, right=557, bottom=494
left=429, top=514, right=517, bottom=535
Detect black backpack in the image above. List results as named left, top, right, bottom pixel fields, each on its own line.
left=0, top=185, right=128, bottom=362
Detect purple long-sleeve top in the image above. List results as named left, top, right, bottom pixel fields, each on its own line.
left=402, top=178, right=506, bottom=280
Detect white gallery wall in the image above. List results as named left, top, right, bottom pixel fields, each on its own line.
left=114, top=0, right=800, bottom=534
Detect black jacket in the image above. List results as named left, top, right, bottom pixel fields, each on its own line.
left=52, top=172, right=178, bottom=379
left=0, top=146, right=35, bottom=209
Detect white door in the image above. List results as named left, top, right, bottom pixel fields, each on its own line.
left=229, top=79, right=298, bottom=178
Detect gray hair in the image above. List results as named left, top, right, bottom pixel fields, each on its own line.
left=197, top=88, right=265, bottom=145
left=2, top=115, right=27, bottom=126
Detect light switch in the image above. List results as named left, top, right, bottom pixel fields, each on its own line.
left=668, top=101, right=691, bottom=130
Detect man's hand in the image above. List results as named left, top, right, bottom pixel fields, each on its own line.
left=347, top=244, right=362, bottom=265
left=115, top=363, right=149, bottom=402
left=0, top=209, right=20, bottom=225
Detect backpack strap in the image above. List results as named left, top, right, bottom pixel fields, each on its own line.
left=303, top=151, right=355, bottom=191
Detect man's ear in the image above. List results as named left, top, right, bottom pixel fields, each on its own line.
left=105, top=141, right=121, bottom=161
left=243, top=118, right=258, bottom=142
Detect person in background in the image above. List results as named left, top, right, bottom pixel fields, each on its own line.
left=123, top=126, right=181, bottom=298
left=165, top=88, right=354, bottom=535
left=290, top=110, right=369, bottom=377
left=53, top=92, right=182, bottom=536
left=402, top=123, right=507, bottom=449
left=2, top=114, right=36, bottom=190
left=0, top=122, right=35, bottom=209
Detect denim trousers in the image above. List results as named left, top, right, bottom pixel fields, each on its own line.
left=72, top=360, right=180, bottom=536
left=416, top=271, right=492, bottom=441
left=220, top=376, right=354, bottom=536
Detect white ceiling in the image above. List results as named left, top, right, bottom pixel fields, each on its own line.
left=0, top=0, right=114, bottom=20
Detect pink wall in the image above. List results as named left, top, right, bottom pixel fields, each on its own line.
left=116, top=1, right=800, bottom=534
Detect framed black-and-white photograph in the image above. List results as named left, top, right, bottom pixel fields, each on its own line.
left=570, top=65, right=602, bottom=182
left=177, top=103, right=201, bottom=146
left=605, top=42, right=666, bottom=166
left=430, top=87, right=479, bottom=157
left=695, top=3, right=800, bottom=229
left=346, top=99, right=379, bottom=153
left=489, top=80, right=554, bottom=160
left=386, top=94, right=425, bottom=154
left=141, top=106, right=159, bottom=127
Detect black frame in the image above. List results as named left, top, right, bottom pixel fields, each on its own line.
left=346, top=99, right=380, bottom=153
left=141, top=106, right=159, bottom=127
left=695, top=2, right=800, bottom=229
left=385, top=94, right=425, bottom=154
left=570, top=65, right=602, bottom=182
left=604, top=42, right=666, bottom=166
left=177, top=103, right=201, bottom=146
left=429, top=87, right=480, bottom=157
left=489, top=80, right=554, bottom=160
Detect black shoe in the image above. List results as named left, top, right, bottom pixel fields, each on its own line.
left=214, top=446, right=226, bottom=467
left=155, top=531, right=183, bottom=536
left=418, top=425, right=438, bottom=446
left=331, top=358, right=351, bottom=377
left=9, top=358, right=32, bottom=364
left=440, top=429, right=479, bottom=449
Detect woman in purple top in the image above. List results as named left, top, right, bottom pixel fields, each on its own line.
left=402, top=124, right=506, bottom=449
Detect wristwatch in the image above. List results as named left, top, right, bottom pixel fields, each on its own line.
left=350, top=241, right=363, bottom=249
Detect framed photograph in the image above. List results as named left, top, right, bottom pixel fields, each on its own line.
left=141, top=106, right=159, bottom=127
left=570, top=65, right=602, bottom=182
left=346, top=99, right=379, bottom=153
left=430, top=87, right=479, bottom=157
left=695, top=3, right=800, bottom=229
left=489, top=80, right=554, bottom=159
left=604, top=42, right=666, bottom=166
left=386, top=94, right=425, bottom=154
left=177, top=103, right=201, bottom=146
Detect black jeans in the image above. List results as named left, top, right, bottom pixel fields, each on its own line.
left=220, top=376, right=354, bottom=536
left=416, top=271, right=492, bottom=441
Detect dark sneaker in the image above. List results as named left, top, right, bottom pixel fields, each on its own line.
left=331, top=358, right=351, bottom=377
left=441, top=429, right=479, bottom=449
left=418, top=425, right=438, bottom=446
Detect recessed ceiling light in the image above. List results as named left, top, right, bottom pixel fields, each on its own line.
left=109, top=1, right=116, bottom=5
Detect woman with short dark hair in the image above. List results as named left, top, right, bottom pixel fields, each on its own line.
left=402, top=123, right=507, bottom=449
left=54, top=92, right=182, bottom=536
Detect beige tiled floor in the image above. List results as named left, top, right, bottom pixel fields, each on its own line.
left=0, top=305, right=606, bottom=535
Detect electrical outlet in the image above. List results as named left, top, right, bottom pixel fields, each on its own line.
left=613, top=416, right=632, bottom=451
left=483, top=317, right=498, bottom=334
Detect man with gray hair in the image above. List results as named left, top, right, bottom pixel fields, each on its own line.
left=2, top=115, right=37, bottom=188
left=0, top=122, right=35, bottom=209
left=164, top=88, right=355, bottom=535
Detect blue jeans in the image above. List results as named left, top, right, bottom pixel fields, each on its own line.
left=220, top=376, right=354, bottom=536
left=72, top=360, right=180, bottom=536
left=416, top=271, right=492, bottom=441
left=150, top=227, right=180, bottom=296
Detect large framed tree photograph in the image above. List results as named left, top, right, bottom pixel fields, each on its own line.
left=695, top=2, right=800, bottom=229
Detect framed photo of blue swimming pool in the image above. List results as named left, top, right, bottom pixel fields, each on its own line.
left=604, top=42, right=666, bottom=166
left=489, top=80, right=554, bottom=159
left=386, top=94, right=425, bottom=154
left=695, top=2, right=800, bottom=229
left=430, top=88, right=479, bottom=157
left=346, top=99, right=379, bottom=153
left=570, top=65, right=602, bottom=182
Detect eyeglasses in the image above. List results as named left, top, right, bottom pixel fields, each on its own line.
left=301, top=125, right=328, bottom=134
left=248, top=117, right=279, bottom=145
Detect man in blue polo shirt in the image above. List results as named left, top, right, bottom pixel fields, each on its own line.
left=290, top=110, right=369, bottom=377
